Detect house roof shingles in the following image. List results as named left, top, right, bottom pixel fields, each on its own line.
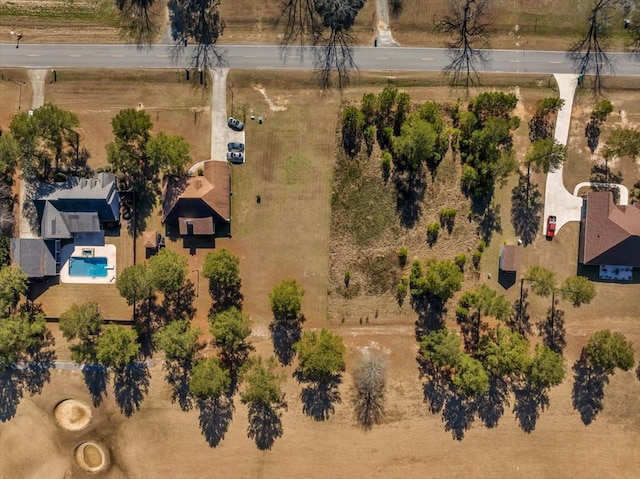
left=582, top=191, right=640, bottom=267
left=499, top=245, right=521, bottom=272
left=11, top=238, right=57, bottom=278
left=163, top=161, right=230, bottom=227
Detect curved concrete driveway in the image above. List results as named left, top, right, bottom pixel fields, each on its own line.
left=573, top=182, right=629, bottom=205
left=542, top=74, right=583, bottom=236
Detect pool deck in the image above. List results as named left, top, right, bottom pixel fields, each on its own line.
left=60, top=244, right=117, bottom=284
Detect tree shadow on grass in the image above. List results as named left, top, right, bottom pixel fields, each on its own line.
left=442, top=390, right=478, bottom=441
left=476, top=377, right=508, bottom=429
left=394, top=169, right=427, bottom=229
left=247, top=402, right=285, bottom=450
left=162, top=280, right=197, bottom=321
left=0, top=329, right=56, bottom=422
left=418, top=362, right=453, bottom=415
left=412, top=297, right=446, bottom=341
left=572, top=353, right=608, bottom=425
left=300, top=375, right=342, bottom=422
left=164, top=359, right=194, bottom=412
left=270, top=320, right=303, bottom=366
left=197, top=395, right=235, bottom=448
left=113, top=363, right=151, bottom=417
left=82, top=365, right=109, bottom=407
left=510, top=174, right=543, bottom=245
left=0, top=370, right=25, bottom=422
left=513, top=384, right=550, bottom=433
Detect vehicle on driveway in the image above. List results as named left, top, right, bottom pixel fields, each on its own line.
left=227, top=142, right=244, bottom=152
left=227, top=151, right=244, bottom=164
left=228, top=117, right=244, bottom=131
left=546, top=215, right=557, bottom=238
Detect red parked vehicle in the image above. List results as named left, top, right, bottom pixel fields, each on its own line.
left=546, top=215, right=557, bottom=238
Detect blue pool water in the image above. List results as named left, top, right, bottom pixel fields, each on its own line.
left=69, top=257, right=108, bottom=277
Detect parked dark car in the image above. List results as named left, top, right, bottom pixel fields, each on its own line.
left=227, top=151, right=245, bottom=164
left=227, top=142, right=245, bottom=152
left=228, top=117, right=244, bottom=131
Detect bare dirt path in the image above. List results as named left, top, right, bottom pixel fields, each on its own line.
left=375, top=0, right=399, bottom=46
left=17, top=69, right=48, bottom=239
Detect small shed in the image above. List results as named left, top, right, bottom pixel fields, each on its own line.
left=142, top=231, right=164, bottom=255
left=499, top=245, right=521, bottom=273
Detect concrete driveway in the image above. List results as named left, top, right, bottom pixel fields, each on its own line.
left=542, top=74, right=583, bottom=236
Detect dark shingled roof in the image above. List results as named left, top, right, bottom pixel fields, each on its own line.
left=499, top=245, right=521, bottom=272
left=162, top=161, right=230, bottom=234
left=11, top=238, right=58, bottom=278
left=581, top=191, right=640, bottom=267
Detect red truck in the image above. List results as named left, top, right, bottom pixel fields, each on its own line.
left=546, top=215, right=557, bottom=238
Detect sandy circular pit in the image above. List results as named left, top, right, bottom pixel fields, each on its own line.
left=75, top=442, right=109, bottom=473
left=54, top=399, right=92, bottom=431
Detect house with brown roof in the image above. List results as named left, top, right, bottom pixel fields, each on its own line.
left=499, top=245, right=521, bottom=273
left=579, top=191, right=640, bottom=268
left=162, top=161, right=231, bottom=238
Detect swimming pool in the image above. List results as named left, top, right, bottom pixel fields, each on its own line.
left=69, top=257, right=108, bottom=277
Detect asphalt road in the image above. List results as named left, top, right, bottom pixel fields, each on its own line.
left=1, top=43, right=639, bottom=75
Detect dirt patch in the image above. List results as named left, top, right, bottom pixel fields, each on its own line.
left=75, top=441, right=109, bottom=472
left=54, top=399, right=92, bottom=431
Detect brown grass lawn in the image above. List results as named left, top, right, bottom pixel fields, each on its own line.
left=0, top=0, right=123, bottom=44
left=390, top=0, right=632, bottom=51
left=44, top=69, right=211, bottom=169
left=0, top=69, right=33, bottom=127
left=2, top=72, right=640, bottom=478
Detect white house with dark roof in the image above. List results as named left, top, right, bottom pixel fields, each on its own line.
left=11, top=173, right=120, bottom=278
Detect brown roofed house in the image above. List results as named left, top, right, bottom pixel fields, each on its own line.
left=499, top=245, right=521, bottom=273
left=162, top=161, right=231, bottom=237
left=579, top=191, right=640, bottom=267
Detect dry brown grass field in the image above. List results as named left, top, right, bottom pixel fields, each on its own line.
left=1, top=71, right=640, bottom=478
left=1, top=0, right=635, bottom=53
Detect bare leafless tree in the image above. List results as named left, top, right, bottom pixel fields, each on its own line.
left=280, top=0, right=323, bottom=45
left=569, top=0, right=615, bottom=93
left=436, top=0, right=493, bottom=89
left=115, top=0, right=160, bottom=45
left=168, top=0, right=227, bottom=72
left=281, top=0, right=365, bottom=89
left=351, top=350, right=388, bottom=430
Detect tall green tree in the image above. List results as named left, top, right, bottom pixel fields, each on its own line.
left=420, top=328, right=463, bottom=371
left=410, top=258, right=463, bottom=304
left=342, top=106, right=365, bottom=155
left=202, top=248, right=243, bottom=312
left=241, top=356, right=286, bottom=408
left=0, top=312, right=48, bottom=371
left=116, top=263, right=155, bottom=306
left=95, top=325, right=140, bottom=369
left=585, top=330, right=635, bottom=374
left=295, top=329, right=346, bottom=382
left=0, top=134, right=20, bottom=180
left=148, top=248, right=189, bottom=296
left=527, top=345, right=565, bottom=388
left=106, top=108, right=153, bottom=189
left=524, top=266, right=557, bottom=298
left=59, top=302, right=103, bottom=362
left=476, top=327, right=531, bottom=378
left=189, top=356, right=230, bottom=400
left=456, top=284, right=511, bottom=351
left=525, top=138, right=566, bottom=181
left=561, top=276, right=596, bottom=307
left=269, top=279, right=305, bottom=324
left=145, top=131, right=191, bottom=176
left=392, top=117, right=442, bottom=171
left=154, top=319, right=203, bottom=362
left=0, top=266, right=28, bottom=316
left=209, top=307, right=252, bottom=366
left=454, top=354, right=490, bottom=396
